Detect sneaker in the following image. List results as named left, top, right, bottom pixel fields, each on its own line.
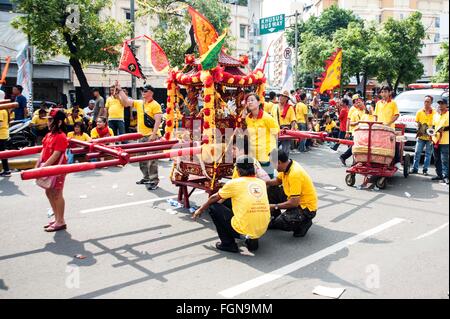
left=293, top=220, right=313, bottom=238
left=0, top=171, right=11, bottom=177
left=410, top=169, right=419, bottom=174
left=136, top=179, right=151, bottom=185
left=215, top=242, right=239, bottom=253
left=423, top=171, right=429, bottom=176
left=394, top=162, right=402, bottom=170
left=442, top=177, right=449, bottom=185
left=245, top=238, right=259, bottom=252
left=146, top=183, right=159, bottom=191
left=339, top=156, right=347, bottom=167
left=432, top=176, right=444, bottom=181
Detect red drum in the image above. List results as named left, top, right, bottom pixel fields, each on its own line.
left=353, top=124, right=396, bottom=165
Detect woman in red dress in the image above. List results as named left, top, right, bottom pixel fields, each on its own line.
left=40, top=109, right=69, bottom=232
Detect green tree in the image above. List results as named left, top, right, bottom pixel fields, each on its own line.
left=138, top=0, right=231, bottom=67
left=333, top=21, right=380, bottom=98
left=433, top=41, right=449, bottom=83
left=11, top=0, right=130, bottom=105
left=376, top=12, right=426, bottom=93
left=286, top=5, right=362, bottom=88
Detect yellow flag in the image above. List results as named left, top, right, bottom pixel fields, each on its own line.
left=317, top=48, right=343, bottom=94
left=188, top=6, right=218, bottom=55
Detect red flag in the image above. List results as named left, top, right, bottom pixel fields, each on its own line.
left=119, top=43, right=146, bottom=79
left=144, top=36, right=170, bottom=73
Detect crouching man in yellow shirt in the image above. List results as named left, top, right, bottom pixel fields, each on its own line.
left=266, top=149, right=318, bottom=237
left=193, top=156, right=271, bottom=253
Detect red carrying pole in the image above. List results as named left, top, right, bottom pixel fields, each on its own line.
left=69, top=139, right=129, bottom=163
left=0, top=146, right=43, bottom=159
left=21, top=159, right=123, bottom=180
left=69, top=139, right=179, bottom=155
left=84, top=142, right=195, bottom=160
left=91, top=133, right=143, bottom=144
left=129, top=146, right=202, bottom=163
left=282, top=130, right=354, bottom=146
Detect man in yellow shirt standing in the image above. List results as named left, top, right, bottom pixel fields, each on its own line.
left=374, top=85, right=402, bottom=169
left=106, top=83, right=128, bottom=137
left=411, top=95, right=435, bottom=176
left=119, top=84, right=163, bottom=190
left=264, top=91, right=277, bottom=115
left=193, top=156, right=271, bottom=253
left=432, top=98, right=449, bottom=184
left=274, top=90, right=297, bottom=155
left=266, top=150, right=318, bottom=238
left=295, top=92, right=309, bottom=153
left=0, top=108, right=11, bottom=177
left=339, top=95, right=365, bottom=166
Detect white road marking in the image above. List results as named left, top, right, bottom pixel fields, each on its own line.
left=219, top=218, right=405, bottom=298
left=414, top=223, right=449, bottom=240
left=80, top=191, right=205, bottom=214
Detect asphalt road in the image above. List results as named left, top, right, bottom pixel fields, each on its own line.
left=0, top=145, right=448, bottom=299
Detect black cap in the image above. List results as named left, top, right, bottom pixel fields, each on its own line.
left=437, top=98, right=448, bottom=105
left=142, top=84, right=155, bottom=92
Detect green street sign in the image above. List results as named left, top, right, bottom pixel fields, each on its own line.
left=260, top=14, right=285, bottom=35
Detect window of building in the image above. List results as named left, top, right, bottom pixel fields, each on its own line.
left=240, top=24, right=247, bottom=39
left=434, top=33, right=440, bottom=43
left=435, top=17, right=440, bottom=28
left=124, top=9, right=131, bottom=20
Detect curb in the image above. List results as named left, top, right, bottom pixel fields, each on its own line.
left=0, top=158, right=38, bottom=171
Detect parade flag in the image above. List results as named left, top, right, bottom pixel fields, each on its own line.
left=0, top=56, right=11, bottom=85
left=200, top=31, right=226, bottom=70
left=145, top=36, right=170, bottom=74
left=16, top=45, right=32, bottom=99
left=188, top=6, right=218, bottom=55
left=316, top=48, right=343, bottom=94
left=254, top=40, right=273, bottom=72
left=119, top=43, right=146, bottom=79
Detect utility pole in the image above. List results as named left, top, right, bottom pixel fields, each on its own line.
left=294, top=10, right=299, bottom=88
left=130, top=0, right=137, bottom=99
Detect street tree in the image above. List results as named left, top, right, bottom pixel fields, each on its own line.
left=433, top=41, right=449, bottom=83
left=333, top=21, right=380, bottom=98
left=11, top=0, right=130, bottom=105
left=138, top=0, right=231, bottom=67
left=376, top=12, right=426, bottom=93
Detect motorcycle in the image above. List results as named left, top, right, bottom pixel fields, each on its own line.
left=6, top=118, right=36, bottom=149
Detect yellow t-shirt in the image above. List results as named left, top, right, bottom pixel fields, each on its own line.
left=31, top=115, right=48, bottom=129
left=278, top=104, right=297, bottom=127
left=296, top=102, right=308, bottom=124
left=375, top=100, right=399, bottom=129
left=349, top=109, right=365, bottom=133
left=0, top=110, right=9, bottom=140
left=133, top=100, right=163, bottom=137
left=245, top=111, right=280, bottom=163
left=218, top=177, right=271, bottom=239
left=433, top=111, right=449, bottom=145
left=277, top=160, right=318, bottom=212
left=416, top=108, right=436, bottom=141
left=67, top=131, right=91, bottom=142
left=106, top=97, right=125, bottom=120
left=325, top=120, right=337, bottom=133
left=65, top=114, right=84, bottom=126
left=264, top=101, right=274, bottom=115
left=90, top=127, right=114, bottom=139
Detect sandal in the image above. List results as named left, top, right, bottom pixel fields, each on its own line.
left=45, top=224, right=67, bottom=232
left=44, top=221, right=56, bottom=229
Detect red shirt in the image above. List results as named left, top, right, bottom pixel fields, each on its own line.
left=41, top=132, right=68, bottom=163
left=339, top=107, right=349, bottom=131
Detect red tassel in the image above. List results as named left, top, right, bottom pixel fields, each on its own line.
left=204, top=108, right=211, bottom=116
left=204, top=121, right=210, bottom=130
left=166, top=120, right=173, bottom=127
left=204, top=95, right=212, bottom=103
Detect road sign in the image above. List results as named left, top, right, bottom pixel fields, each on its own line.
left=260, top=14, right=285, bottom=36
left=284, top=48, right=292, bottom=60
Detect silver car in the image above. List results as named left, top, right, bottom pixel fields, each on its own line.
left=395, top=89, right=449, bottom=152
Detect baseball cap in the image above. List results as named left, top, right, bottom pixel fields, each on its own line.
left=437, top=98, right=448, bottom=105
left=46, top=108, right=66, bottom=120
left=352, top=94, right=362, bottom=101
left=89, top=100, right=96, bottom=104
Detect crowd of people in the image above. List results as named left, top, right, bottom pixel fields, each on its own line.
left=0, top=82, right=448, bottom=254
